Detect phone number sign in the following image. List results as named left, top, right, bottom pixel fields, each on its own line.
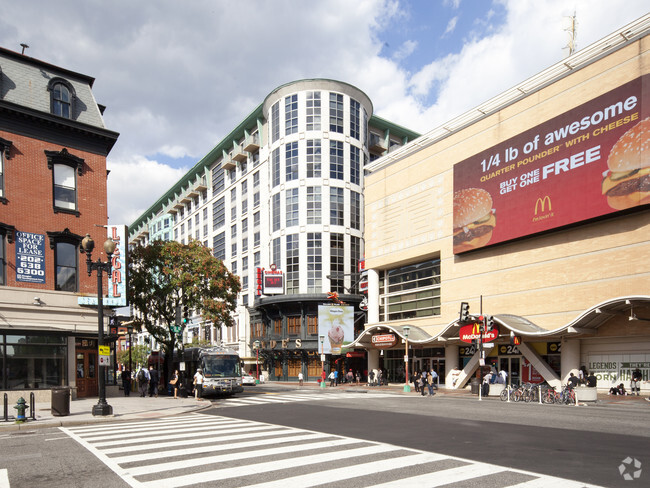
left=15, top=231, right=46, bottom=284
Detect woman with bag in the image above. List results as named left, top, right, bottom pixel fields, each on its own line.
left=170, top=369, right=180, bottom=399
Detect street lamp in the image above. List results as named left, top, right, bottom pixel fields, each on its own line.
left=403, top=326, right=411, bottom=393
left=81, top=233, right=116, bottom=416
left=253, top=340, right=260, bottom=384
left=319, top=335, right=326, bottom=388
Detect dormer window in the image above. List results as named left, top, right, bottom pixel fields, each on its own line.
left=48, top=79, right=75, bottom=119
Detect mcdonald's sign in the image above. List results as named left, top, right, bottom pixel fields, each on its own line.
left=534, top=195, right=552, bottom=215
left=459, top=323, right=499, bottom=343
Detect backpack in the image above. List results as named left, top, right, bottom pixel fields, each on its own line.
left=137, top=369, right=145, bottom=382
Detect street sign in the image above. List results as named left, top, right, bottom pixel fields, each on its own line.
left=171, top=325, right=181, bottom=334
left=98, top=345, right=110, bottom=356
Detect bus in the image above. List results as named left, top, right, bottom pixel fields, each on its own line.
left=172, top=346, right=244, bottom=397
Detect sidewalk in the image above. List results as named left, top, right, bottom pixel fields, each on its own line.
left=1, top=392, right=210, bottom=432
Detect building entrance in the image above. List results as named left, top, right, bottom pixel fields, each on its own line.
left=75, top=339, right=98, bottom=398
left=499, top=356, right=521, bottom=386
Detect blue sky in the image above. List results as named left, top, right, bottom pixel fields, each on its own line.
left=1, top=1, right=647, bottom=225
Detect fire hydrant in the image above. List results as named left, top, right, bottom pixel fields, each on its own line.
left=14, top=397, right=28, bottom=422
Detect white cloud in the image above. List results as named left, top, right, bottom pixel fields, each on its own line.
left=443, top=16, right=459, bottom=37
left=393, top=40, right=418, bottom=60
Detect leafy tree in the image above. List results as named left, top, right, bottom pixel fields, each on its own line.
left=127, top=240, right=240, bottom=383
left=116, top=344, right=149, bottom=370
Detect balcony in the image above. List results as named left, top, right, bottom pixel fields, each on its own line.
left=193, top=177, right=208, bottom=192
left=368, top=133, right=387, bottom=155
left=243, top=133, right=260, bottom=153
left=222, top=157, right=236, bottom=170
left=232, top=145, right=248, bottom=163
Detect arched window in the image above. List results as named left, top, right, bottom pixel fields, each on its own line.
left=48, top=78, right=75, bottom=119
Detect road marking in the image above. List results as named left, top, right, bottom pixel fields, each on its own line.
left=0, top=469, right=9, bottom=488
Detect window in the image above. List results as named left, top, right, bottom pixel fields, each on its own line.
left=252, top=322, right=263, bottom=338
left=254, top=251, right=260, bottom=266
left=285, top=142, right=299, bottom=181
left=2, top=334, right=67, bottom=390
left=231, top=260, right=238, bottom=275
left=307, top=316, right=318, bottom=335
left=330, top=233, right=344, bottom=293
left=241, top=198, right=248, bottom=215
left=242, top=218, right=248, bottom=234
left=307, top=187, right=321, bottom=224
left=272, top=148, right=281, bottom=188
left=254, top=231, right=260, bottom=248
left=287, top=316, right=301, bottom=335
left=253, top=171, right=260, bottom=188
left=212, top=232, right=225, bottom=261
left=55, top=241, right=77, bottom=292
left=272, top=238, right=281, bottom=268
left=329, top=93, right=344, bottom=133
left=0, top=227, right=9, bottom=285
left=306, top=139, right=321, bottom=177
left=242, top=256, right=248, bottom=272
left=274, top=318, right=282, bottom=335
left=350, top=236, right=361, bottom=293
left=285, top=95, right=298, bottom=135
left=46, top=149, right=83, bottom=215
left=379, top=258, right=442, bottom=321
left=240, top=159, right=247, bottom=175
left=350, top=146, right=360, bottom=185
left=241, top=180, right=248, bottom=196
left=350, top=99, right=361, bottom=140
left=253, top=191, right=260, bottom=208
left=329, top=141, right=344, bottom=180
left=306, top=91, right=321, bottom=130
left=307, top=232, right=322, bottom=292
left=242, top=275, right=248, bottom=289
left=212, top=197, right=225, bottom=230
left=286, top=188, right=299, bottom=227
left=49, top=79, right=73, bottom=118
left=286, top=234, right=299, bottom=294
left=330, top=187, right=344, bottom=226
left=253, top=211, right=260, bottom=228
left=272, top=194, right=281, bottom=232
left=212, top=166, right=225, bottom=194
left=271, top=102, right=280, bottom=143
left=0, top=137, right=9, bottom=201
left=242, top=237, right=248, bottom=253
left=350, top=191, right=361, bottom=230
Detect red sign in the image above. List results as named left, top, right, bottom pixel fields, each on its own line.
left=346, top=352, right=365, bottom=358
left=371, top=334, right=397, bottom=349
left=453, top=75, right=649, bottom=254
left=459, top=323, right=499, bottom=343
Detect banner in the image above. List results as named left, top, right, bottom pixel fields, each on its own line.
left=15, top=231, right=46, bottom=284
left=453, top=75, right=649, bottom=254
left=318, top=305, right=354, bottom=354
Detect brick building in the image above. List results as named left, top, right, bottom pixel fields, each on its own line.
left=0, top=46, right=119, bottom=399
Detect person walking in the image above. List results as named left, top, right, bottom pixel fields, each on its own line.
left=122, top=367, right=131, bottom=397
left=148, top=366, right=159, bottom=397
left=170, top=369, right=180, bottom=399
left=427, top=372, right=435, bottom=396
left=431, top=369, right=439, bottom=391
left=329, top=370, right=336, bottom=387
left=631, top=368, right=642, bottom=396
left=193, top=368, right=204, bottom=399
left=298, top=371, right=304, bottom=387
left=137, top=366, right=149, bottom=397
left=334, top=369, right=339, bottom=386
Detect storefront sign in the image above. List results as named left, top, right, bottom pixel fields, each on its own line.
left=459, top=323, right=499, bottom=343
left=588, top=357, right=649, bottom=388
left=453, top=74, right=649, bottom=254
left=15, top=231, right=46, bottom=284
left=371, top=333, right=397, bottom=348
left=521, top=357, right=544, bottom=384
left=346, top=351, right=365, bottom=358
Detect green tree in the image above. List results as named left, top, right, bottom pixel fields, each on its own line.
left=116, top=344, right=149, bottom=370
left=127, top=240, right=240, bottom=383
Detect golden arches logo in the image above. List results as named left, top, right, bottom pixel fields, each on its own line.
left=535, top=195, right=552, bottom=215
left=472, top=323, right=481, bottom=335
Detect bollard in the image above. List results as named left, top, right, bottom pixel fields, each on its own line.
left=539, top=386, right=542, bottom=404
left=30, top=392, right=36, bottom=420
left=506, top=385, right=510, bottom=403
left=574, top=389, right=579, bottom=407
left=3, top=393, right=7, bottom=422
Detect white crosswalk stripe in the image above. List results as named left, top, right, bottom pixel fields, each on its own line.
left=213, top=391, right=397, bottom=407
left=60, top=413, right=605, bottom=488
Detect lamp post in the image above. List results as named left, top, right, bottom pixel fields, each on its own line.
left=253, top=340, right=260, bottom=384
left=81, top=233, right=116, bottom=416
left=403, top=326, right=411, bottom=393
left=319, top=335, right=326, bottom=388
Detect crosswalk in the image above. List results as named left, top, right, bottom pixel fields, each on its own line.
left=61, top=413, right=604, bottom=488
left=212, top=391, right=398, bottom=407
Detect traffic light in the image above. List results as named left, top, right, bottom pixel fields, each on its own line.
left=182, top=305, right=189, bottom=325
left=486, top=315, right=495, bottom=332
left=459, top=302, right=470, bottom=323
left=478, top=315, right=485, bottom=333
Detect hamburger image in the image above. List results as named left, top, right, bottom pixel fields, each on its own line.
left=453, top=188, right=496, bottom=253
left=601, top=117, right=650, bottom=210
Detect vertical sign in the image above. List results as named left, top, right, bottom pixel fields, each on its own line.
left=15, top=231, right=46, bottom=284
left=318, top=305, right=354, bottom=354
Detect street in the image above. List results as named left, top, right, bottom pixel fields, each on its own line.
left=1, top=387, right=649, bottom=487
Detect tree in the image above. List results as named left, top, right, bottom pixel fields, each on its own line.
left=116, top=344, right=149, bottom=370
left=127, top=240, right=240, bottom=384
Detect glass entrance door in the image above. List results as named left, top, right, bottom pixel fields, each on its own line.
left=499, top=356, right=521, bottom=386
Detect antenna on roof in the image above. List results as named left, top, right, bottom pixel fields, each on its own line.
left=20, top=43, right=29, bottom=55
left=564, top=11, right=577, bottom=56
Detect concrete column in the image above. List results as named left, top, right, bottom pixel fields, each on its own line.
left=561, top=338, right=580, bottom=383
left=445, top=345, right=459, bottom=387
left=368, top=348, right=380, bottom=373
left=367, top=269, right=379, bottom=324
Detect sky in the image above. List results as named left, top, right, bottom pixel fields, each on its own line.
left=1, top=1, right=648, bottom=226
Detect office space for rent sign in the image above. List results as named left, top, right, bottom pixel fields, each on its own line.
left=452, top=74, right=649, bottom=254
left=15, top=231, right=46, bottom=284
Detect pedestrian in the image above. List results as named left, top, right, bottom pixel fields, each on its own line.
left=431, top=369, right=439, bottom=390
left=567, top=372, right=579, bottom=389
left=631, top=368, right=642, bottom=396
left=451, top=367, right=461, bottom=388
left=334, top=369, right=339, bottom=386
left=193, top=368, right=204, bottom=399
left=368, top=370, right=375, bottom=386
left=346, top=370, right=354, bottom=384
left=148, top=366, right=159, bottom=397
left=427, top=372, right=435, bottom=396
left=329, top=370, right=336, bottom=387
left=355, top=370, right=361, bottom=385
left=414, top=371, right=420, bottom=393
left=498, top=368, right=508, bottom=385
left=137, top=366, right=149, bottom=397
left=578, top=365, right=587, bottom=385
left=170, top=369, right=180, bottom=399
left=586, top=371, right=597, bottom=388
left=482, top=370, right=492, bottom=397
left=377, top=369, right=383, bottom=387
left=122, top=367, right=131, bottom=397
left=298, top=371, right=304, bottom=386
left=419, top=374, right=426, bottom=396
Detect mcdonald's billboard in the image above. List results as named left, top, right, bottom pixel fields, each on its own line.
left=452, top=74, right=649, bottom=254
left=459, top=323, right=499, bottom=343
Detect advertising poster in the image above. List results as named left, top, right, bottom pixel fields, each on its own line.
left=588, top=356, right=649, bottom=389
left=15, top=231, right=46, bottom=284
left=318, top=305, right=354, bottom=354
left=453, top=74, right=649, bottom=254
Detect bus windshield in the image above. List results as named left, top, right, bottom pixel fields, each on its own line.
left=202, top=357, right=241, bottom=378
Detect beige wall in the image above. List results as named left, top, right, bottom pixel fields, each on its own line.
left=365, top=36, right=650, bottom=333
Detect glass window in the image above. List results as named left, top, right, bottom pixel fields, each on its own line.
left=212, top=197, right=225, bottom=230
left=272, top=237, right=281, bottom=268
left=307, top=187, right=321, bottom=224
left=379, top=259, right=442, bottom=321
left=329, top=141, right=344, bottom=180
left=330, top=187, right=344, bottom=226
left=212, top=166, right=225, bottom=194
left=285, top=95, right=298, bottom=136
left=350, top=99, right=361, bottom=140
left=272, top=193, right=281, bottom=232
left=53, top=163, right=76, bottom=210
left=307, top=232, right=322, bottom=292
left=286, top=234, right=299, bottom=294
left=306, top=91, right=321, bottom=131
left=329, top=93, right=344, bottom=133
left=286, top=188, right=299, bottom=227
left=350, top=236, right=361, bottom=293
left=253, top=211, right=260, bottom=228
left=287, top=316, right=301, bottom=335
left=330, top=233, right=344, bottom=293
left=213, top=232, right=225, bottom=261
left=242, top=237, right=248, bottom=253
left=254, top=251, right=260, bottom=267
left=4, top=335, right=67, bottom=389
left=253, top=171, right=260, bottom=188
left=271, top=102, right=280, bottom=143
left=254, top=231, right=260, bottom=248
left=306, top=139, right=321, bottom=178
left=242, top=256, right=248, bottom=272
left=51, top=82, right=71, bottom=118
left=350, top=191, right=361, bottom=230
left=350, top=146, right=360, bottom=185
left=272, top=148, right=281, bottom=188
left=0, top=231, right=5, bottom=286
left=285, top=141, right=299, bottom=181
left=55, top=241, right=77, bottom=292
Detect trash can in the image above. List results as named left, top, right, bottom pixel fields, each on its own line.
left=51, top=387, right=70, bottom=416
left=470, top=378, right=480, bottom=395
